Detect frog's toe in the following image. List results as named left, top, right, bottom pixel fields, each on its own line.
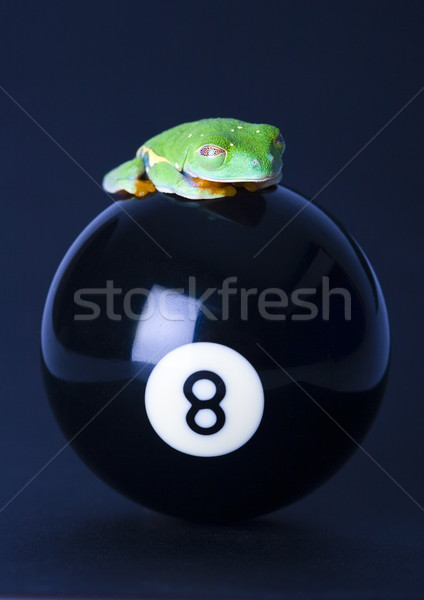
left=222, top=184, right=237, bottom=197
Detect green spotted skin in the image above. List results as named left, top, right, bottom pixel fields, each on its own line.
left=103, top=118, right=285, bottom=200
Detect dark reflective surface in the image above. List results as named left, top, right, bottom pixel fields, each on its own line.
left=41, top=185, right=390, bottom=522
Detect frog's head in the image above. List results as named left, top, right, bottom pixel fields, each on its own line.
left=182, top=120, right=285, bottom=184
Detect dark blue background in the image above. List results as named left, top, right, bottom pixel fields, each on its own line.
left=1, top=1, right=423, bottom=597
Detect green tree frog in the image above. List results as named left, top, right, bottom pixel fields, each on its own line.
left=103, top=118, right=285, bottom=200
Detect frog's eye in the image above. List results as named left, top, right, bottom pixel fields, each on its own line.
left=275, top=133, right=285, bottom=148
left=197, top=145, right=227, bottom=169
left=198, top=144, right=226, bottom=157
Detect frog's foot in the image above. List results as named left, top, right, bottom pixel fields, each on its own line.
left=190, top=177, right=237, bottom=198
left=133, top=179, right=156, bottom=197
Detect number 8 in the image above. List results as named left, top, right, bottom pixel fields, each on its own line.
left=183, top=370, right=226, bottom=436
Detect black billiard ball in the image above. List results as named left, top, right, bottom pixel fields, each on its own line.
left=41, top=185, right=390, bottom=522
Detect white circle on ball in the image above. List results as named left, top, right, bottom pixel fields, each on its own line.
left=144, top=342, right=265, bottom=457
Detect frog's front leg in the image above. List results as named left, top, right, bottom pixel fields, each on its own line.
left=148, top=162, right=237, bottom=200
left=102, top=158, right=156, bottom=197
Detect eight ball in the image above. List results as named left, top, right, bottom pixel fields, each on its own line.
left=41, top=185, right=390, bottom=522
